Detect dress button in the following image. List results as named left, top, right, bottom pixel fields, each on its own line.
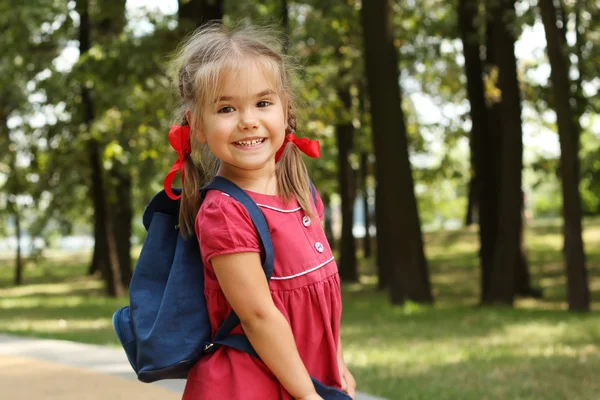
left=302, top=216, right=311, bottom=227
left=315, top=242, right=324, bottom=253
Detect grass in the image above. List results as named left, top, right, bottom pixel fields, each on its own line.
left=2, top=220, right=600, bottom=399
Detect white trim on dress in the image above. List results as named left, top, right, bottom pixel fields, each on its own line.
left=256, top=204, right=302, bottom=213
left=220, top=193, right=302, bottom=213
left=271, top=257, right=335, bottom=280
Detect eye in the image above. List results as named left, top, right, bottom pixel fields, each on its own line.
left=218, top=106, right=235, bottom=114
left=257, top=100, right=271, bottom=108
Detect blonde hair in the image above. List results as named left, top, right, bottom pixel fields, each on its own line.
left=171, top=23, right=314, bottom=236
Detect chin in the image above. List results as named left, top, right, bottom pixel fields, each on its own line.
left=227, top=157, right=275, bottom=172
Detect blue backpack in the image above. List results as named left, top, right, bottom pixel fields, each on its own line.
left=112, top=176, right=350, bottom=399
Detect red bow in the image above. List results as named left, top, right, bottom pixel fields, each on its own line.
left=275, top=133, right=321, bottom=162
left=163, top=125, right=192, bottom=200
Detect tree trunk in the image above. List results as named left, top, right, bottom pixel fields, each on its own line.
left=77, top=0, right=124, bottom=297
left=360, top=0, right=432, bottom=304
left=97, top=0, right=133, bottom=287
left=321, top=192, right=335, bottom=251
left=458, top=0, right=497, bottom=303
left=112, top=169, right=133, bottom=287
left=572, top=0, right=586, bottom=124
left=539, top=0, right=590, bottom=311
left=336, top=89, right=358, bottom=282
left=1, top=114, right=24, bottom=286
left=281, top=0, right=290, bottom=54
left=485, top=0, right=523, bottom=305
left=89, top=141, right=123, bottom=297
left=178, top=0, right=224, bottom=33
left=360, top=152, right=372, bottom=258
left=458, top=0, right=486, bottom=231
left=464, top=178, right=476, bottom=226
left=13, top=205, right=23, bottom=286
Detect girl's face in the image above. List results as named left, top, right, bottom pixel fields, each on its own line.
left=195, top=63, right=286, bottom=178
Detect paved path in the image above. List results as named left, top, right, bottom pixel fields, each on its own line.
left=0, top=334, right=385, bottom=400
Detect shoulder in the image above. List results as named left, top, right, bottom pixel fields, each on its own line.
left=198, top=190, right=253, bottom=222
left=196, top=190, right=256, bottom=235
left=195, top=190, right=260, bottom=262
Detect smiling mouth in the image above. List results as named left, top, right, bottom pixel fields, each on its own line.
left=233, top=138, right=266, bottom=147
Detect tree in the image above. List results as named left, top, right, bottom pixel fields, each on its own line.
left=458, top=0, right=486, bottom=229
left=539, top=0, right=590, bottom=311
left=360, top=151, right=372, bottom=258
left=483, top=0, right=524, bottom=305
left=86, top=0, right=133, bottom=288
left=360, top=0, right=432, bottom=304
left=335, top=84, right=358, bottom=282
left=2, top=117, right=25, bottom=286
left=76, top=0, right=124, bottom=297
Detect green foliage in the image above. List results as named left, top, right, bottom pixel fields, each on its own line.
left=2, top=0, right=598, bottom=266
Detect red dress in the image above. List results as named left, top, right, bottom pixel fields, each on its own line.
left=182, top=187, right=343, bottom=400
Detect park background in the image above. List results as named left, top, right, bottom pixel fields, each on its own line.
left=1, top=0, right=599, bottom=399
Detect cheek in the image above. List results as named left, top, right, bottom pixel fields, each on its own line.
left=196, top=130, right=207, bottom=144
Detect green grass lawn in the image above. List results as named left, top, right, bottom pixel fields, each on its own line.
left=2, top=220, right=600, bottom=399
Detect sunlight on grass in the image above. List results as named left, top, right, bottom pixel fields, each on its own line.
left=2, top=219, right=600, bottom=399
left=0, top=279, right=103, bottom=298
left=1, top=318, right=112, bottom=333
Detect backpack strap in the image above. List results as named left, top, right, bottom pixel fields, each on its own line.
left=309, top=180, right=317, bottom=208
left=201, top=176, right=273, bottom=358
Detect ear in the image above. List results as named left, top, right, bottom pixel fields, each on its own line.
left=186, top=109, right=207, bottom=144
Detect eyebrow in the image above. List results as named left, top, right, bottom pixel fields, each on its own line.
left=216, top=89, right=276, bottom=102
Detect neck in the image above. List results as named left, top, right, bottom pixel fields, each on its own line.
left=217, top=162, right=278, bottom=195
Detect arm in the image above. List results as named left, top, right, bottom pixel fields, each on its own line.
left=211, top=251, right=321, bottom=400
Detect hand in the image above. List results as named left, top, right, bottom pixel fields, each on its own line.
left=338, top=359, right=357, bottom=399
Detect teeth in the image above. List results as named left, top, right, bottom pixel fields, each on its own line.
left=235, top=139, right=265, bottom=146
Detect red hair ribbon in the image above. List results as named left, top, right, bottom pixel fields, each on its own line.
left=163, top=124, right=192, bottom=200
left=275, top=133, right=321, bottom=162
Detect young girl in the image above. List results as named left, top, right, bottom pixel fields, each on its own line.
left=167, top=23, right=355, bottom=400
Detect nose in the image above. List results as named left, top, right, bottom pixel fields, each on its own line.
left=238, top=109, right=259, bottom=131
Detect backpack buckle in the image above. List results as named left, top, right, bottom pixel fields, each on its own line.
left=204, top=343, right=215, bottom=352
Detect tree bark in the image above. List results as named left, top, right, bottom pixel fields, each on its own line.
left=112, top=169, right=133, bottom=287
left=484, top=0, right=523, bottom=305
left=281, top=0, right=291, bottom=54
left=13, top=205, right=23, bottom=286
left=459, top=0, right=498, bottom=303
left=336, top=89, right=358, bottom=282
left=464, top=178, right=476, bottom=226
left=322, top=192, right=335, bottom=251
left=77, top=0, right=124, bottom=297
left=458, top=0, right=486, bottom=231
left=89, top=140, right=123, bottom=297
left=360, top=0, right=432, bottom=304
left=539, top=0, right=590, bottom=311
left=103, top=0, right=133, bottom=287
left=1, top=114, right=24, bottom=286
left=360, top=152, right=372, bottom=258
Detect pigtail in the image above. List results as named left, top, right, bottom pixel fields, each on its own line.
left=176, top=115, right=199, bottom=238
left=276, top=104, right=315, bottom=218
left=179, top=156, right=202, bottom=238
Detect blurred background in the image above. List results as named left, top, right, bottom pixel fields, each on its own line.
left=1, top=0, right=599, bottom=399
